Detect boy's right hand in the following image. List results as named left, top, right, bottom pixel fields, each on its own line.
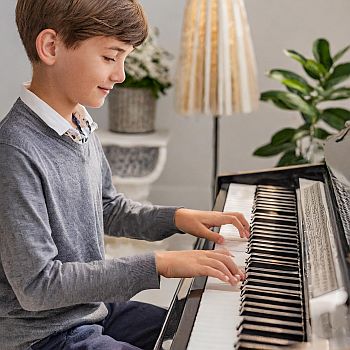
left=155, top=249, right=244, bottom=286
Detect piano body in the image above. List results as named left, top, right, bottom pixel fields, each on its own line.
left=155, top=127, right=350, bottom=350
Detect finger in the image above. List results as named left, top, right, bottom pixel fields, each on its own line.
left=205, top=250, right=245, bottom=281
left=229, top=216, right=246, bottom=238
left=200, top=228, right=225, bottom=244
left=208, top=251, right=242, bottom=277
left=225, top=212, right=251, bottom=237
left=200, top=264, right=239, bottom=285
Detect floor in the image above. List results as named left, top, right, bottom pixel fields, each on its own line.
left=104, top=233, right=196, bottom=309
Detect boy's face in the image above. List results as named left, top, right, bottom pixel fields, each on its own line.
left=53, top=36, right=134, bottom=109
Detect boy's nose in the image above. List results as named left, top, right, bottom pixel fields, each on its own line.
left=110, top=65, right=126, bottom=84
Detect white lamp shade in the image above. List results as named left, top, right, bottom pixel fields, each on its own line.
left=175, top=0, right=259, bottom=116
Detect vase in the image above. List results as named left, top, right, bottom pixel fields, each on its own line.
left=108, top=87, right=156, bottom=133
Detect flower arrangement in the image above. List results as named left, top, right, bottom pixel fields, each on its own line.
left=120, top=27, right=173, bottom=98
left=253, top=38, right=350, bottom=166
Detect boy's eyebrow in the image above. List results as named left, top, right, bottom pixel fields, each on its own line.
left=105, top=46, right=127, bottom=53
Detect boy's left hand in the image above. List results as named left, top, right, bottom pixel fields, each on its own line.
left=174, top=208, right=250, bottom=243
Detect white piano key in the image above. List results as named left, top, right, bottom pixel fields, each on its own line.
left=215, top=239, right=248, bottom=252
left=187, top=184, right=256, bottom=350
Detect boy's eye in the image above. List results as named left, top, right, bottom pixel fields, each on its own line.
left=103, top=56, right=116, bottom=62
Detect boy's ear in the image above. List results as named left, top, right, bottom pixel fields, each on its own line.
left=35, top=29, right=60, bottom=65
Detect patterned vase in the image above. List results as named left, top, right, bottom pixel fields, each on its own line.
left=108, top=87, right=156, bottom=133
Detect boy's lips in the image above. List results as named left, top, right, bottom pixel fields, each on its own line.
left=98, top=86, right=112, bottom=95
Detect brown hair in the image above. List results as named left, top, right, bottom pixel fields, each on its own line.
left=16, top=0, right=148, bottom=63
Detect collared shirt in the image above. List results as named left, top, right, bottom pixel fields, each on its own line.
left=20, top=83, right=98, bottom=144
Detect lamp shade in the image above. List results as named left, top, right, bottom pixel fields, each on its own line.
left=175, top=0, right=259, bottom=116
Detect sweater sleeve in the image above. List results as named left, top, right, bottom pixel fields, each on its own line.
left=99, top=144, right=183, bottom=241
left=0, top=144, right=160, bottom=312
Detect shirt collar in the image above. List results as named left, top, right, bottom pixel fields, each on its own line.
left=20, top=82, right=97, bottom=136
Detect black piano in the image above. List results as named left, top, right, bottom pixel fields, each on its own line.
left=155, top=126, right=350, bottom=350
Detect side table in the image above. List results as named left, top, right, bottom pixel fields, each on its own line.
left=97, top=129, right=170, bottom=204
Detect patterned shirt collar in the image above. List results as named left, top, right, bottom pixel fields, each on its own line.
left=19, top=82, right=98, bottom=139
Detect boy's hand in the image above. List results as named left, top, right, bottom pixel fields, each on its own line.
left=155, top=249, right=244, bottom=285
left=174, top=208, right=250, bottom=243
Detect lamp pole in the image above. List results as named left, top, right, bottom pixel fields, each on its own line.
left=212, top=115, right=220, bottom=205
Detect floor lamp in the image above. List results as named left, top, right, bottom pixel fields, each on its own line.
left=175, top=0, right=259, bottom=204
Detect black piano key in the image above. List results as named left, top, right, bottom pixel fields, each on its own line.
left=238, top=315, right=303, bottom=330
left=248, top=241, right=299, bottom=252
left=241, top=293, right=302, bottom=308
left=249, top=233, right=298, bottom=243
left=235, top=340, right=293, bottom=350
left=255, top=197, right=296, bottom=206
left=251, top=222, right=297, bottom=232
left=246, top=266, right=300, bottom=276
left=247, top=254, right=299, bottom=269
left=255, top=198, right=296, bottom=207
left=248, top=240, right=298, bottom=250
left=240, top=286, right=303, bottom=301
left=241, top=283, right=302, bottom=296
left=253, top=206, right=296, bottom=216
left=256, top=193, right=296, bottom=201
left=240, top=301, right=302, bottom=314
left=243, top=278, right=300, bottom=291
left=247, top=247, right=299, bottom=259
left=251, top=215, right=297, bottom=227
left=257, top=185, right=295, bottom=194
left=237, top=323, right=304, bottom=341
left=240, top=306, right=302, bottom=323
left=245, top=271, right=300, bottom=283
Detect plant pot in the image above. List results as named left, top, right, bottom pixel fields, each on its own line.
left=108, top=87, right=156, bottom=133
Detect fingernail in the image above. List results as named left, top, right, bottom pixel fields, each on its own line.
left=218, top=237, right=224, bottom=244
left=224, top=275, right=230, bottom=282
left=231, top=277, right=238, bottom=285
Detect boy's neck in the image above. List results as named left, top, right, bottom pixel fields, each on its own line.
left=29, top=68, right=78, bottom=128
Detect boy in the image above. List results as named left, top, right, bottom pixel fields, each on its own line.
left=0, top=1, right=250, bottom=349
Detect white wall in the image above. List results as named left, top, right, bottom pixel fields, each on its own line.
left=1, top=0, right=349, bottom=210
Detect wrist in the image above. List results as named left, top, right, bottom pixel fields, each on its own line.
left=174, top=208, right=188, bottom=233
left=155, top=251, right=166, bottom=277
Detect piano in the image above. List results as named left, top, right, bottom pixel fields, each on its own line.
left=155, top=125, right=350, bottom=350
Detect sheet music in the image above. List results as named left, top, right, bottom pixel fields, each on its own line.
left=299, top=179, right=343, bottom=298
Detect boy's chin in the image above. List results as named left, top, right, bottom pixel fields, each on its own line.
left=85, top=99, right=106, bottom=109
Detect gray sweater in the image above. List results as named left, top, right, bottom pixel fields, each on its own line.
left=0, top=99, right=179, bottom=350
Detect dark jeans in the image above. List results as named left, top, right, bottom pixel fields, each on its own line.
left=30, top=301, right=167, bottom=350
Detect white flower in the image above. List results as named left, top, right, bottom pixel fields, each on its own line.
left=124, top=27, right=173, bottom=86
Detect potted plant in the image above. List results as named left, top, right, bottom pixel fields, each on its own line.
left=108, top=27, right=173, bottom=133
left=253, top=38, right=350, bottom=166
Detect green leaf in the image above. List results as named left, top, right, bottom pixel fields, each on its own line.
left=121, top=74, right=172, bottom=99
left=268, top=69, right=312, bottom=95
left=324, top=87, right=350, bottom=100
left=293, top=127, right=310, bottom=141
left=260, top=91, right=293, bottom=110
left=271, top=128, right=296, bottom=145
left=303, top=59, right=328, bottom=80
left=314, top=127, right=331, bottom=139
left=260, top=90, right=318, bottom=118
left=277, top=151, right=308, bottom=167
left=285, top=50, right=327, bottom=80
left=320, top=108, right=350, bottom=130
left=313, top=38, right=333, bottom=71
left=284, top=50, right=307, bottom=65
left=333, top=45, right=350, bottom=63
left=253, top=142, right=294, bottom=157
left=324, top=63, right=350, bottom=88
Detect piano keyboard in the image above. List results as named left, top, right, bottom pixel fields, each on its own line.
left=187, top=183, right=304, bottom=350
